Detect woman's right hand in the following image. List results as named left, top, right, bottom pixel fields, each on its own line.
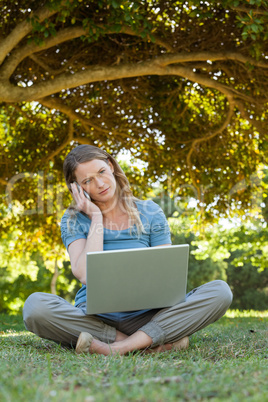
left=70, top=182, right=102, bottom=219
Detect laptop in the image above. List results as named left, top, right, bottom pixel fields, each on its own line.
left=86, top=244, right=189, bottom=315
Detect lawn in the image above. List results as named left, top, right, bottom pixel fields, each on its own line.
left=0, top=310, right=267, bottom=402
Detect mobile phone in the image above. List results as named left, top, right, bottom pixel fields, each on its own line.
left=75, top=182, right=91, bottom=201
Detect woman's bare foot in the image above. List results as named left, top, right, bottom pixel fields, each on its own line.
left=173, top=336, right=189, bottom=350
left=145, top=336, right=189, bottom=354
left=76, top=332, right=189, bottom=356
left=144, top=343, right=173, bottom=353
left=76, top=330, right=153, bottom=356
left=115, top=331, right=128, bottom=342
left=90, top=337, right=115, bottom=355
left=75, top=332, right=115, bottom=355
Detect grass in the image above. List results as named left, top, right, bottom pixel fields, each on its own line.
left=0, top=310, right=267, bottom=402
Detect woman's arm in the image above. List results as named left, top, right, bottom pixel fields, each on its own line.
left=148, top=201, right=172, bottom=247
left=68, top=182, right=104, bottom=284
left=155, top=244, right=171, bottom=247
left=68, top=214, right=103, bottom=284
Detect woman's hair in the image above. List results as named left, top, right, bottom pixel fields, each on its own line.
left=63, top=144, right=144, bottom=235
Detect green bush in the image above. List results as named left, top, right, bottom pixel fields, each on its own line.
left=226, top=252, right=268, bottom=310
left=0, top=255, right=80, bottom=314
left=169, top=217, right=268, bottom=310
left=171, top=231, right=227, bottom=293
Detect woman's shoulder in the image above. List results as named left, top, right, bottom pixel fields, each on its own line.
left=60, top=207, right=90, bottom=227
left=135, top=199, right=170, bottom=239
left=60, top=208, right=91, bottom=248
left=61, top=207, right=75, bottom=222
left=135, top=199, right=163, bottom=215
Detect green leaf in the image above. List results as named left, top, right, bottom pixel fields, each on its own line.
left=111, top=23, right=122, bottom=33
left=149, top=33, right=156, bottom=43
left=140, top=30, right=147, bottom=38
left=111, top=0, right=119, bottom=8
left=189, top=10, right=198, bottom=18
left=251, top=24, right=259, bottom=33
left=125, top=13, right=132, bottom=22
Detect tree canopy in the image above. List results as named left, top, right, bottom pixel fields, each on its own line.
left=0, top=0, right=267, bottom=217
left=1, top=0, right=268, bottom=312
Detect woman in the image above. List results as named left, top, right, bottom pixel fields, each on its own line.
left=23, top=144, right=233, bottom=355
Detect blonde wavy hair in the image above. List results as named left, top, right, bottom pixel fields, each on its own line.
left=63, top=144, right=144, bottom=235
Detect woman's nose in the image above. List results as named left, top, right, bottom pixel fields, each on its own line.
left=95, top=177, right=104, bottom=187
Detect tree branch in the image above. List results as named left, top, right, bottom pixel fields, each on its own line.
left=39, top=97, right=160, bottom=152
left=156, top=52, right=268, bottom=69
left=235, top=100, right=266, bottom=135
left=101, top=25, right=173, bottom=52
left=39, top=117, right=74, bottom=165
left=231, top=6, right=268, bottom=15
left=0, top=23, right=173, bottom=79
left=39, top=97, right=117, bottom=136
left=186, top=96, right=235, bottom=197
left=28, top=54, right=68, bottom=75
left=166, top=65, right=259, bottom=103
left=0, top=5, right=59, bottom=66
left=39, top=97, right=141, bottom=146
left=1, top=52, right=262, bottom=103
left=0, top=26, right=86, bottom=79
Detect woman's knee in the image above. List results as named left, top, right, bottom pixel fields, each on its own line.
left=214, top=280, right=233, bottom=309
left=23, top=292, right=52, bottom=331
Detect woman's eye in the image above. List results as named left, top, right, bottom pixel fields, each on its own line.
left=100, top=170, right=105, bottom=174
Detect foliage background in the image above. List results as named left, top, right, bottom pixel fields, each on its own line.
left=1, top=183, right=268, bottom=313
left=0, top=0, right=267, bottom=313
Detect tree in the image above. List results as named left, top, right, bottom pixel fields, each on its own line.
left=0, top=0, right=267, bottom=217
left=169, top=218, right=228, bottom=292
left=0, top=201, right=80, bottom=313
left=191, top=214, right=268, bottom=309
left=226, top=248, right=268, bottom=310
left=1, top=1, right=267, bottom=309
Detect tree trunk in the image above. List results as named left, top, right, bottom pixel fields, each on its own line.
left=51, top=258, right=59, bottom=295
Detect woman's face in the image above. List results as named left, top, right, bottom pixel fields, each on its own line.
left=74, top=159, right=117, bottom=203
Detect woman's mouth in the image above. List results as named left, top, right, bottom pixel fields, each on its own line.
left=99, top=187, right=110, bottom=195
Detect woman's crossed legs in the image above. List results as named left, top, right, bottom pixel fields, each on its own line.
left=23, top=280, right=232, bottom=355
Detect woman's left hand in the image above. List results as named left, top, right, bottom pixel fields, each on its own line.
left=70, top=182, right=102, bottom=219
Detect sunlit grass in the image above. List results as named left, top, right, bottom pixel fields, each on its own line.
left=226, top=309, right=268, bottom=318
left=1, top=312, right=267, bottom=401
